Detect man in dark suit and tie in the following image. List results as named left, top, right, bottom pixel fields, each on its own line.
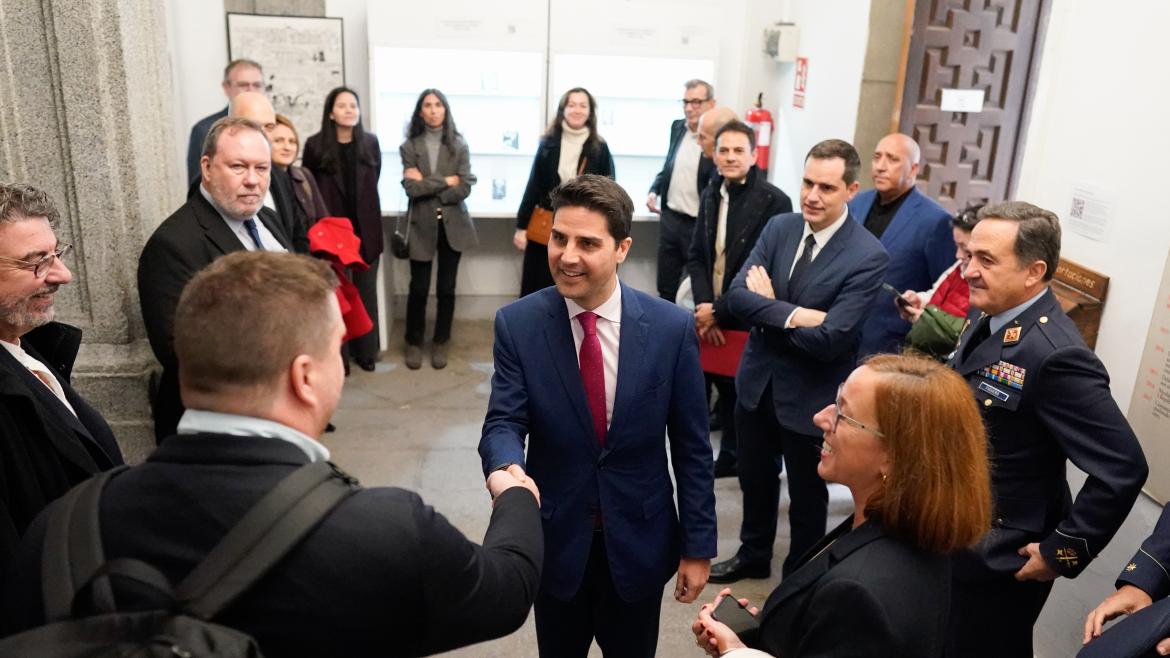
left=140, top=116, right=292, bottom=443
left=647, top=79, right=716, bottom=302
left=230, top=91, right=310, bottom=254
left=687, top=120, right=792, bottom=477
left=185, top=59, right=264, bottom=185
left=946, top=201, right=1147, bottom=657
left=709, top=139, right=888, bottom=583
left=480, top=174, right=716, bottom=657
left=4, top=251, right=543, bottom=655
left=0, top=183, right=123, bottom=585
left=849, top=133, right=954, bottom=356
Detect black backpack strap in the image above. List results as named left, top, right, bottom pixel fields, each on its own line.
left=41, top=465, right=130, bottom=622
left=176, top=461, right=356, bottom=620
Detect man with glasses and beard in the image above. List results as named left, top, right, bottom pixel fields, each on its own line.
left=0, top=183, right=123, bottom=585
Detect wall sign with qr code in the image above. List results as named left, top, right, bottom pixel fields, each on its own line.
left=1066, top=184, right=1114, bottom=243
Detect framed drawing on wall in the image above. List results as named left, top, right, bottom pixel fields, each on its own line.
left=227, top=13, right=345, bottom=158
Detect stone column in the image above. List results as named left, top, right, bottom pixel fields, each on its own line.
left=0, top=0, right=181, bottom=462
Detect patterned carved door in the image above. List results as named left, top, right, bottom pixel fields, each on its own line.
left=898, top=0, right=1045, bottom=213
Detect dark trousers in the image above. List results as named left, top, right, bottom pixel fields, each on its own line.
left=656, top=207, right=696, bottom=302
left=735, top=386, right=827, bottom=576
left=521, top=241, right=554, bottom=297
left=713, top=375, right=737, bottom=459
left=947, top=575, right=1053, bottom=658
left=406, top=224, right=461, bottom=345
left=348, top=258, right=380, bottom=361
left=534, top=532, right=662, bottom=658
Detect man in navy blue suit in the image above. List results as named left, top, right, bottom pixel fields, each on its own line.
left=848, top=133, right=954, bottom=356
left=708, top=139, right=888, bottom=584
left=1083, top=503, right=1170, bottom=656
left=480, top=174, right=716, bottom=657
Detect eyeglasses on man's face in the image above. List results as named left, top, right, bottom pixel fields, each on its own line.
left=681, top=98, right=711, bottom=107
left=0, top=243, right=73, bottom=278
left=832, top=384, right=885, bottom=437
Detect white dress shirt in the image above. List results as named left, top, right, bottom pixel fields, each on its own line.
left=0, top=338, right=76, bottom=415
left=178, top=409, right=331, bottom=462
left=564, top=279, right=622, bottom=429
left=199, top=185, right=287, bottom=252
left=666, top=129, right=703, bottom=217
left=783, top=207, right=851, bottom=328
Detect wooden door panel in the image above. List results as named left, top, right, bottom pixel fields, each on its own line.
left=900, top=0, right=1043, bottom=213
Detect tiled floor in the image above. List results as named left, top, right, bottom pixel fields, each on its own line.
left=326, top=319, right=1162, bottom=657
left=325, top=319, right=852, bottom=657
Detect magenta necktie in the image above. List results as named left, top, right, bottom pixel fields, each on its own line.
left=577, top=311, right=607, bottom=446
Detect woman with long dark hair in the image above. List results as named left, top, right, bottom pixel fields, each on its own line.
left=303, top=86, right=384, bottom=372
left=513, top=87, right=614, bottom=296
left=399, top=89, right=477, bottom=370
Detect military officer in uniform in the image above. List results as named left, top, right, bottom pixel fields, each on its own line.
left=946, top=201, right=1148, bottom=657
left=1082, top=503, right=1170, bottom=654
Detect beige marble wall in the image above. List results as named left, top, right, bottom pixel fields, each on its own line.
left=225, top=0, right=324, bottom=17
left=854, top=0, right=910, bottom=184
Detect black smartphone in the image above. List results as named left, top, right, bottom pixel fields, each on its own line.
left=882, top=282, right=912, bottom=309
left=712, top=593, right=760, bottom=644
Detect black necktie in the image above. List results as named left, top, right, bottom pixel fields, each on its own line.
left=243, top=218, right=265, bottom=250
left=962, top=315, right=991, bottom=361
left=789, top=234, right=817, bottom=289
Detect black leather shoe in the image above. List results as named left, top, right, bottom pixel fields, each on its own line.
left=708, top=556, right=770, bottom=584
left=713, top=454, right=737, bottom=479
left=356, top=356, right=377, bottom=372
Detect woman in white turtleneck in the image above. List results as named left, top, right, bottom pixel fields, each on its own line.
left=400, top=89, right=477, bottom=370
left=514, top=87, right=615, bottom=297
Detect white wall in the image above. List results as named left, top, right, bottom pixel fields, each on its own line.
left=163, top=0, right=229, bottom=203
left=767, top=0, right=871, bottom=195
left=1015, top=2, right=1170, bottom=413
left=324, top=0, right=370, bottom=118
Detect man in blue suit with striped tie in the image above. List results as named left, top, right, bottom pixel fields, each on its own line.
left=479, top=175, right=716, bottom=658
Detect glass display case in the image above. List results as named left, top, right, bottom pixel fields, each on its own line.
left=550, top=53, right=716, bottom=220
left=371, top=47, right=544, bottom=216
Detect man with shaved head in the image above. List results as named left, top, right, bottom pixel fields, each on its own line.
left=696, top=107, right=737, bottom=161
left=647, top=81, right=718, bottom=303
left=230, top=92, right=309, bottom=253
left=848, top=133, right=954, bottom=356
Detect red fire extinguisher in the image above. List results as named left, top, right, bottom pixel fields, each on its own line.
left=745, top=92, right=773, bottom=173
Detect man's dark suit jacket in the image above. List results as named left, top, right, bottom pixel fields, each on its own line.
left=948, top=289, right=1147, bottom=581
left=726, top=213, right=888, bottom=435
left=686, top=167, right=792, bottom=331
left=849, top=187, right=954, bottom=356
left=186, top=107, right=227, bottom=185
left=0, top=322, right=123, bottom=586
left=648, top=118, right=715, bottom=216
left=479, top=283, right=716, bottom=603
left=269, top=167, right=310, bottom=254
left=2, top=434, right=542, bottom=657
left=749, top=518, right=950, bottom=658
left=137, top=193, right=292, bottom=441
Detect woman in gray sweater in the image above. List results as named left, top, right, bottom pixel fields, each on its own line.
left=400, top=89, right=477, bottom=369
